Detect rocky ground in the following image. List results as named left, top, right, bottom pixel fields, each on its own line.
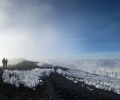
left=0, top=60, right=120, bottom=100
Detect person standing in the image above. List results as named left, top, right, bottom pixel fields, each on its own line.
left=5, top=59, right=8, bottom=68
left=2, top=58, right=5, bottom=69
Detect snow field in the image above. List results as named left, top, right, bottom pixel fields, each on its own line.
left=56, top=68, right=120, bottom=94
left=2, top=68, right=54, bottom=89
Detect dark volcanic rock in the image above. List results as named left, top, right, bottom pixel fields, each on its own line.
left=47, top=72, right=120, bottom=100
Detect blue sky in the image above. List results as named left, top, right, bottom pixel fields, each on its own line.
left=0, top=0, right=120, bottom=60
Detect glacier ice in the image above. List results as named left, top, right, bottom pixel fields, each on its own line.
left=94, top=68, right=120, bottom=79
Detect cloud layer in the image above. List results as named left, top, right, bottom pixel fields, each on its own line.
left=40, top=58, right=120, bottom=71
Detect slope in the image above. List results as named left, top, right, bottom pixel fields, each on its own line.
left=0, top=60, right=120, bottom=100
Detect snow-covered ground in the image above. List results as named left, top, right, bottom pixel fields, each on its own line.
left=56, top=68, right=120, bottom=94
left=2, top=68, right=120, bottom=94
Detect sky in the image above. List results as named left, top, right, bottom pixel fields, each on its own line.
left=0, top=0, right=120, bottom=62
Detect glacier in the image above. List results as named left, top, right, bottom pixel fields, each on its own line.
left=94, top=68, right=120, bottom=79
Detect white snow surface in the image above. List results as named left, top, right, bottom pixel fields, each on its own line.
left=56, top=68, right=120, bottom=94
left=2, top=68, right=54, bottom=89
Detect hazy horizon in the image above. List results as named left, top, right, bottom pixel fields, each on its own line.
left=1, top=58, right=120, bottom=72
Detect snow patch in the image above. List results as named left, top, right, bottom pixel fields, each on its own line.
left=2, top=68, right=54, bottom=89
left=37, top=62, right=53, bottom=67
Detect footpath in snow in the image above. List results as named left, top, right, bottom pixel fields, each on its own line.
left=2, top=68, right=120, bottom=94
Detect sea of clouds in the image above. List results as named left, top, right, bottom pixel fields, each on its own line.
left=38, top=59, right=120, bottom=71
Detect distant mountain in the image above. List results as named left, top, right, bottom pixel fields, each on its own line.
left=7, top=60, right=40, bottom=70
left=8, top=58, right=25, bottom=65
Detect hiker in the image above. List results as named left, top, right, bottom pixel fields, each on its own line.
left=2, top=58, right=5, bottom=69
left=5, top=59, right=8, bottom=68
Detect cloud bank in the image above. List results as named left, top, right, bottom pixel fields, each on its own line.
left=39, top=58, right=120, bottom=71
